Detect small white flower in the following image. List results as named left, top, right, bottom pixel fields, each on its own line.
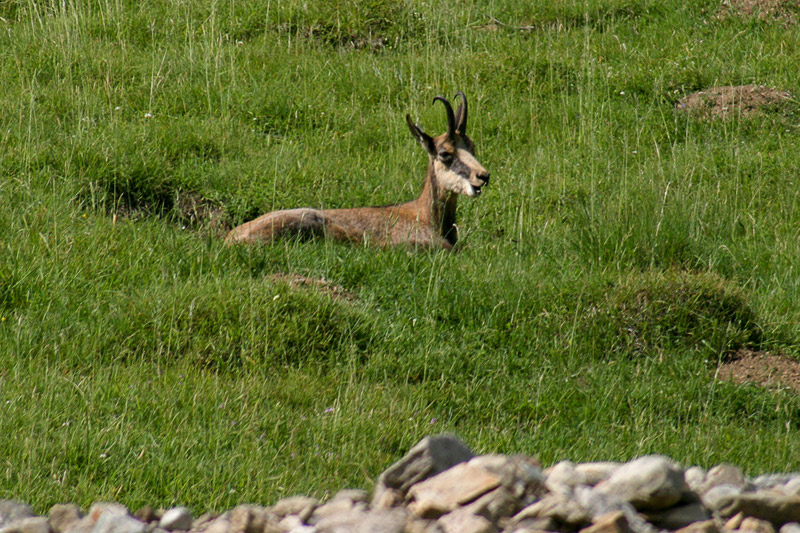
left=144, top=113, right=153, bottom=118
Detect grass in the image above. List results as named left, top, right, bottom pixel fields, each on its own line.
left=2, top=0, right=800, bottom=515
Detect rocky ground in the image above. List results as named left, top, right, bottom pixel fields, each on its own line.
left=3, top=435, right=800, bottom=533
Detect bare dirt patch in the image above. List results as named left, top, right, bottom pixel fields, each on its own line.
left=717, top=349, right=800, bottom=394
left=269, top=273, right=358, bottom=302
left=718, top=0, right=798, bottom=24
left=676, top=85, right=792, bottom=120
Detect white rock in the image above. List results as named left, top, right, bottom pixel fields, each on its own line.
left=684, top=466, right=707, bottom=493
left=91, top=513, right=145, bottom=533
left=595, top=455, right=686, bottom=511
left=159, top=508, right=192, bottom=532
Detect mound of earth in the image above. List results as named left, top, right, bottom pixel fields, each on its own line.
left=718, top=0, right=798, bottom=24
left=718, top=349, right=800, bottom=394
left=676, top=85, right=792, bottom=119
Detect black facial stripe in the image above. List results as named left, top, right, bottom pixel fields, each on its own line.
left=450, top=157, right=469, bottom=177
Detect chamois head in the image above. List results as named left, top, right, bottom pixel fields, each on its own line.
left=406, top=92, right=490, bottom=198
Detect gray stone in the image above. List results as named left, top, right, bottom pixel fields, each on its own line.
left=575, top=463, right=623, bottom=487
left=579, top=511, right=633, bottom=533
left=87, top=505, right=129, bottom=523
left=228, top=506, right=279, bottom=533
left=200, top=518, right=230, bottom=533
left=308, top=499, right=364, bottom=525
left=674, top=520, right=721, bottom=533
left=436, top=509, right=494, bottom=533
left=741, top=517, right=776, bottom=533
left=313, top=506, right=403, bottom=533
left=718, top=492, right=800, bottom=526
left=595, top=456, right=686, bottom=511
left=407, top=462, right=501, bottom=518
left=643, top=502, right=710, bottom=530
left=49, top=505, right=83, bottom=533
left=784, top=480, right=800, bottom=497
left=701, top=484, right=742, bottom=511
left=371, top=435, right=474, bottom=507
left=331, top=490, right=368, bottom=504
left=355, top=509, right=408, bottom=533
left=699, top=465, right=746, bottom=495
left=91, top=514, right=146, bottom=533
left=0, top=517, right=51, bottom=533
left=459, top=486, right=517, bottom=524
left=158, top=509, right=192, bottom=532
left=753, top=476, right=800, bottom=491
left=684, top=467, right=707, bottom=493
left=467, top=455, right=545, bottom=505
left=133, top=508, right=158, bottom=524
left=545, top=461, right=581, bottom=495
left=573, top=487, right=658, bottom=533
left=271, top=496, right=317, bottom=521
left=511, top=493, right=590, bottom=529
left=0, top=503, right=34, bottom=529
left=780, top=524, right=800, bottom=533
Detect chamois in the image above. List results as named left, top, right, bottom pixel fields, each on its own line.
left=225, top=92, right=490, bottom=250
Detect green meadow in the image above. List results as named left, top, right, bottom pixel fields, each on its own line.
left=2, top=0, right=800, bottom=513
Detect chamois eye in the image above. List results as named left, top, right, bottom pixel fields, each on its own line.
left=438, top=151, right=454, bottom=163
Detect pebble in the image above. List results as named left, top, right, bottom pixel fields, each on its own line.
left=6, top=435, right=800, bottom=533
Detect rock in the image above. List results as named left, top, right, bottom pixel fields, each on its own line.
left=595, top=455, right=686, bottom=511
left=407, top=462, right=501, bottom=518
left=546, top=461, right=580, bottom=494
left=741, top=517, right=776, bottom=533
left=685, top=467, right=707, bottom=493
left=331, top=490, right=369, bottom=504
left=643, top=502, right=710, bottom=530
left=405, top=517, right=444, bottom=533
left=49, top=505, right=83, bottom=533
left=134, top=508, right=158, bottom=525
left=674, top=519, right=721, bottom=533
left=459, top=486, right=517, bottom=524
left=91, top=513, right=146, bottom=533
left=700, top=465, right=747, bottom=495
left=158, top=508, right=192, bottom=532
left=718, top=492, right=800, bottom=526
left=228, top=506, right=279, bottom=533
left=0, top=503, right=35, bottom=528
left=702, top=484, right=743, bottom=512
left=780, top=524, right=800, bottom=533
left=88, top=504, right=129, bottom=522
left=726, top=512, right=746, bottom=530
left=0, top=517, right=51, bottom=533
left=271, top=496, right=318, bottom=521
left=467, top=455, right=545, bottom=504
left=573, top=487, right=658, bottom=533
left=575, top=463, right=623, bottom=487
left=510, top=493, right=590, bottom=530
left=200, top=517, right=231, bottom=533
left=579, top=511, right=633, bottom=533
left=190, top=513, right=218, bottom=532
left=436, top=509, right=494, bottom=533
left=308, top=498, right=365, bottom=525
left=371, top=435, right=474, bottom=507
left=784, top=480, right=800, bottom=497
left=355, top=508, right=408, bottom=533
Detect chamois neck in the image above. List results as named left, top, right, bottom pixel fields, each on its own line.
left=418, top=159, right=458, bottom=245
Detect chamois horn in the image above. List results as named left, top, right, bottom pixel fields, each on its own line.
left=454, top=91, right=467, bottom=135
left=433, top=96, right=456, bottom=139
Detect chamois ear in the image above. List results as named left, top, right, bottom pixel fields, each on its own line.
left=406, top=114, right=436, bottom=156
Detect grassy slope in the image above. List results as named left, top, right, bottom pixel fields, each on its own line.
left=2, top=0, right=800, bottom=512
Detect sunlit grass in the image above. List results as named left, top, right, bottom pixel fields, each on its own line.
left=1, top=0, right=800, bottom=514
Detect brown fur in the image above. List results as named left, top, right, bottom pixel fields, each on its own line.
left=225, top=93, right=489, bottom=250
